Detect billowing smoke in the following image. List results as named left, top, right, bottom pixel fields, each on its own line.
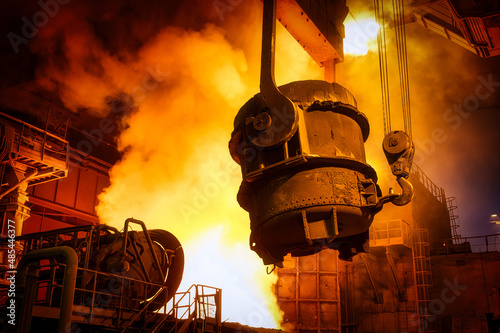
left=1, top=0, right=326, bottom=328
left=1, top=0, right=498, bottom=326
left=339, top=0, right=500, bottom=236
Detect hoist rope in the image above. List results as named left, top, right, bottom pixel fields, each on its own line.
left=374, top=0, right=391, bottom=135
left=392, top=0, right=413, bottom=140
left=374, top=0, right=413, bottom=140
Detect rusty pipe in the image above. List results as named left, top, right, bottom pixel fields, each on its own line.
left=122, top=218, right=165, bottom=281
left=16, top=246, right=78, bottom=333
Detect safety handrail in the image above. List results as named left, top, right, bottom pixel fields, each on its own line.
left=6, top=253, right=221, bottom=333
left=119, top=284, right=168, bottom=332
left=411, top=164, right=445, bottom=203
left=431, top=233, right=500, bottom=255
left=152, top=284, right=221, bottom=333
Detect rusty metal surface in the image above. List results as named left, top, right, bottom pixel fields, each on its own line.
left=230, top=81, right=375, bottom=181
left=382, top=131, right=415, bottom=206
left=0, top=112, right=69, bottom=186
left=383, top=130, right=414, bottom=178
left=276, top=250, right=341, bottom=332
left=0, top=220, right=184, bottom=310
left=231, top=80, right=384, bottom=265
left=0, top=112, right=71, bottom=274
left=276, top=0, right=349, bottom=65
left=245, top=167, right=377, bottom=224
left=410, top=0, right=500, bottom=57
left=256, top=0, right=300, bottom=149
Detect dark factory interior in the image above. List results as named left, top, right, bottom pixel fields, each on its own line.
left=0, top=0, right=499, bottom=332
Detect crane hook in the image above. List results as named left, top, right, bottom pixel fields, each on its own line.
left=382, top=131, right=415, bottom=206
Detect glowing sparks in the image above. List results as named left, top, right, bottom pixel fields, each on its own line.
left=343, top=16, right=380, bottom=56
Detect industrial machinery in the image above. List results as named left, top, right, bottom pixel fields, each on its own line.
left=0, top=111, right=70, bottom=274
left=229, top=0, right=415, bottom=266
left=0, top=218, right=190, bottom=332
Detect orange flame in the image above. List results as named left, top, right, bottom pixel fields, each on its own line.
left=94, top=19, right=321, bottom=330
left=22, top=0, right=493, bottom=328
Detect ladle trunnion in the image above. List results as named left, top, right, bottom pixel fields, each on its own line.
left=230, top=80, right=388, bottom=266
left=229, top=0, right=414, bottom=267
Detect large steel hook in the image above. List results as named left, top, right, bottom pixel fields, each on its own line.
left=382, top=131, right=415, bottom=206
left=392, top=176, right=414, bottom=206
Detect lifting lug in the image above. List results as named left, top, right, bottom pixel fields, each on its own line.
left=249, top=0, right=298, bottom=149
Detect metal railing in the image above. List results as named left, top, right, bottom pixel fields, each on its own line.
left=150, top=284, right=222, bottom=333
left=0, top=222, right=220, bottom=333
left=0, top=246, right=171, bottom=332
left=0, top=111, right=69, bottom=186
left=431, top=233, right=500, bottom=255
left=411, top=164, right=446, bottom=203
left=13, top=260, right=169, bottom=327
left=369, top=219, right=412, bottom=248
left=2, top=253, right=221, bottom=333
left=0, top=224, right=120, bottom=278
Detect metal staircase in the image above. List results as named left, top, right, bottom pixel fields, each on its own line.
left=1, top=225, right=222, bottom=333
left=136, top=284, right=222, bottom=333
